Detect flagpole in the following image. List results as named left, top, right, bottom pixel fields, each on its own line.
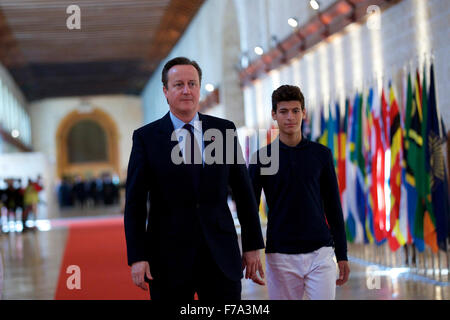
left=401, top=245, right=405, bottom=267
left=393, top=247, right=396, bottom=268
left=374, top=244, right=377, bottom=266
left=413, top=244, right=418, bottom=275
left=394, top=246, right=398, bottom=268
left=407, top=244, right=411, bottom=268
left=422, top=251, right=426, bottom=276
left=407, top=245, right=411, bottom=267
left=431, top=249, right=439, bottom=279
left=386, top=243, right=390, bottom=267
left=437, top=249, right=442, bottom=281
left=431, top=248, right=436, bottom=279
left=378, top=243, right=381, bottom=265
left=380, top=243, right=384, bottom=266
left=445, top=238, right=450, bottom=282
left=373, top=243, right=376, bottom=265
left=386, top=242, right=390, bottom=267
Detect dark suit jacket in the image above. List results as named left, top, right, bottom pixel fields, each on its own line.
left=124, top=112, right=264, bottom=285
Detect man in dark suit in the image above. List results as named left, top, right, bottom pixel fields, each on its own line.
left=124, top=57, right=265, bottom=300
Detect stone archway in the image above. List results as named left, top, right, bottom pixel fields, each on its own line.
left=221, top=0, right=245, bottom=128
left=56, top=108, right=119, bottom=178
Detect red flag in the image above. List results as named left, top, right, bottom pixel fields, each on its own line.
left=338, top=99, right=349, bottom=199
left=388, top=83, right=403, bottom=251
left=371, top=88, right=388, bottom=244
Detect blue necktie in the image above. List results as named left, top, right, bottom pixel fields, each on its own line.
left=183, top=123, right=201, bottom=191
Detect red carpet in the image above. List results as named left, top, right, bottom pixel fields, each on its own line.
left=54, top=216, right=149, bottom=300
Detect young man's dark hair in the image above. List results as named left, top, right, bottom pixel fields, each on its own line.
left=161, top=56, right=202, bottom=89
left=271, top=85, right=305, bottom=112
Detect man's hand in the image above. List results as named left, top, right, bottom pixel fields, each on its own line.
left=336, top=260, right=350, bottom=286
left=242, top=250, right=265, bottom=286
left=131, top=261, right=153, bottom=291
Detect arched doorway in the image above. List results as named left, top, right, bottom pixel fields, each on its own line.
left=56, top=108, right=119, bottom=178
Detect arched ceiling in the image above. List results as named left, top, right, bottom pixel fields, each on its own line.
left=0, top=0, right=204, bottom=101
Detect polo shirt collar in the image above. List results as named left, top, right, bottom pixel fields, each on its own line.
left=278, top=135, right=309, bottom=149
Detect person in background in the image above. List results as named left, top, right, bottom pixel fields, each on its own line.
left=4, top=179, right=18, bottom=232
left=23, top=178, right=39, bottom=231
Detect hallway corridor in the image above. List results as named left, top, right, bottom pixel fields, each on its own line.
left=1, top=210, right=449, bottom=300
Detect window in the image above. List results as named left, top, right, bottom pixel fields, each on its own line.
left=0, top=72, right=32, bottom=148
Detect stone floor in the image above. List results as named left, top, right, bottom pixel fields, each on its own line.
left=0, top=207, right=449, bottom=300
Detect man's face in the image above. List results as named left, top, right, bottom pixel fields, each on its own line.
left=272, top=100, right=306, bottom=136
left=163, top=64, right=200, bottom=117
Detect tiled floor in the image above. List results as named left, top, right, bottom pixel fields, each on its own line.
left=0, top=208, right=449, bottom=300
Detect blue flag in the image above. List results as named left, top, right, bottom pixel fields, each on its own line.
left=427, top=63, right=449, bottom=250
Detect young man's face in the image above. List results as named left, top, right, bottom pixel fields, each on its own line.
left=272, top=100, right=306, bottom=136
left=163, top=64, right=201, bottom=117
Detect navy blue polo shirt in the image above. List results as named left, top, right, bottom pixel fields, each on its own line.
left=248, top=137, right=348, bottom=261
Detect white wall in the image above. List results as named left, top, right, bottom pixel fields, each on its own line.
left=236, top=0, right=335, bottom=61
left=141, top=0, right=450, bottom=134
left=243, top=0, right=450, bottom=131
left=28, top=95, right=142, bottom=179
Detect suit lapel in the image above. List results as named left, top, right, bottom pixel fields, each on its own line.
left=157, top=111, right=183, bottom=163
left=198, top=113, right=219, bottom=199
left=199, top=113, right=214, bottom=151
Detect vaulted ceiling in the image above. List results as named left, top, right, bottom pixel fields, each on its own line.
left=0, top=0, right=204, bottom=101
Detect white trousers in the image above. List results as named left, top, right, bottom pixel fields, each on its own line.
left=266, top=246, right=337, bottom=300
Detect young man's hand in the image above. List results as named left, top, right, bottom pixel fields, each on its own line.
left=336, top=260, right=350, bottom=286
left=242, top=250, right=265, bottom=285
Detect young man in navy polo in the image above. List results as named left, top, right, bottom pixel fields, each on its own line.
left=249, top=85, right=350, bottom=300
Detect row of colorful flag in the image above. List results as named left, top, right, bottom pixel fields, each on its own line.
left=302, top=63, right=450, bottom=253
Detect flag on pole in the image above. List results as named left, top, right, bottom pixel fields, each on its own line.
left=344, top=92, right=364, bottom=243
left=326, top=101, right=336, bottom=162
left=333, top=101, right=341, bottom=169
left=403, top=72, right=418, bottom=245
left=365, top=88, right=376, bottom=244
left=318, top=103, right=327, bottom=145
left=370, top=86, right=387, bottom=245
left=427, top=63, right=450, bottom=251
left=420, top=65, right=438, bottom=253
left=337, top=98, right=348, bottom=199
left=388, top=81, right=405, bottom=251
left=407, top=69, right=427, bottom=252
left=353, top=91, right=368, bottom=243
